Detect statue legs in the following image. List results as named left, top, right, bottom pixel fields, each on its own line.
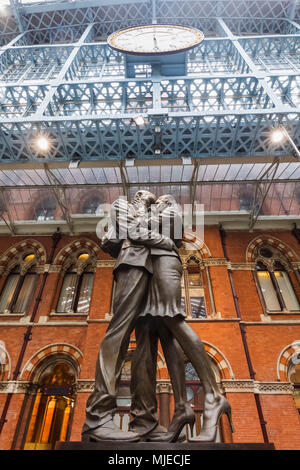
left=129, top=318, right=160, bottom=437
left=82, top=266, right=149, bottom=441
left=162, top=316, right=234, bottom=442
left=130, top=317, right=194, bottom=441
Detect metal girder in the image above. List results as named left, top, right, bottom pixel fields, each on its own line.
left=0, top=188, right=15, bottom=234
left=1, top=1, right=300, bottom=44
left=43, top=163, right=74, bottom=233
left=0, top=5, right=299, bottom=164
left=249, top=157, right=281, bottom=230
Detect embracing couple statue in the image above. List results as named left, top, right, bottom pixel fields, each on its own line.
left=82, top=190, right=234, bottom=443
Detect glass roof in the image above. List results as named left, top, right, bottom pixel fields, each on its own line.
left=0, top=161, right=298, bottom=231
left=0, top=162, right=298, bottom=188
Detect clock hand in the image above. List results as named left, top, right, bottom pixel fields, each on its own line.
left=153, top=35, right=159, bottom=51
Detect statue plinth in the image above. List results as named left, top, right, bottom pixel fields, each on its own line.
left=55, top=441, right=275, bottom=451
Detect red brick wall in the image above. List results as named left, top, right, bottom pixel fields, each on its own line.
left=0, top=228, right=299, bottom=450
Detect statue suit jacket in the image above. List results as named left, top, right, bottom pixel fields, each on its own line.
left=101, top=198, right=181, bottom=275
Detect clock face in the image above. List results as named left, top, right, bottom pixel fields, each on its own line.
left=107, top=24, right=204, bottom=56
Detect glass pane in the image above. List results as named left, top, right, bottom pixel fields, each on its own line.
left=274, top=271, right=300, bottom=310
left=188, top=272, right=202, bottom=287
left=185, top=362, right=198, bottom=381
left=0, top=274, right=19, bottom=312
left=257, top=271, right=280, bottom=310
left=13, top=274, right=37, bottom=313
left=56, top=273, right=77, bottom=313
left=76, top=273, right=94, bottom=313
left=190, top=297, right=206, bottom=318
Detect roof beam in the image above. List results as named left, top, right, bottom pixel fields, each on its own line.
left=43, top=163, right=74, bottom=233
left=248, top=157, right=281, bottom=231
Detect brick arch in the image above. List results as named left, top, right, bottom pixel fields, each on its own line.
left=203, top=342, right=234, bottom=380
left=0, top=239, right=47, bottom=270
left=181, top=231, right=211, bottom=259
left=156, top=351, right=167, bottom=371
left=246, top=235, right=298, bottom=263
left=159, top=342, right=234, bottom=381
left=20, top=343, right=84, bottom=381
left=53, top=238, right=100, bottom=266
left=0, top=341, right=11, bottom=380
left=277, top=341, right=300, bottom=381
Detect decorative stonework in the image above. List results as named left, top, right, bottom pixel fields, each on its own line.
left=0, top=342, right=11, bottom=380
left=277, top=341, right=300, bottom=381
left=221, top=380, right=294, bottom=395
left=53, top=238, right=100, bottom=266
left=204, top=343, right=234, bottom=379
left=257, top=382, right=294, bottom=395
left=76, top=380, right=95, bottom=393
left=246, top=235, right=298, bottom=263
left=0, top=379, right=294, bottom=395
left=0, top=381, right=36, bottom=394
left=180, top=234, right=211, bottom=259
left=203, top=258, right=227, bottom=267
left=20, top=343, right=84, bottom=380
left=156, top=381, right=173, bottom=394
left=230, top=262, right=256, bottom=271
left=47, top=264, right=62, bottom=273
left=97, top=260, right=115, bottom=268
left=0, top=239, right=47, bottom=275
left=220, top=380, right=255, bottom=393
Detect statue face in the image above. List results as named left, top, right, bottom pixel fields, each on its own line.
left=155, top=194, right=175, bottom=211
left=133, top=190, right=156, bottom=208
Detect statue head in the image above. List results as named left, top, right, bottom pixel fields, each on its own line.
left=155, top=194, right=178, bottom=212
left=132, top=190, right=156, bottom=209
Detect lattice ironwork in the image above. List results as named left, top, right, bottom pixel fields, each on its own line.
left=0, top=1, right=299, bottom=165
left=187, top=39, right=250, bottom=75
left=240, top=36, right=300, bottom=74
left=0, top=46, right=72, bottom=84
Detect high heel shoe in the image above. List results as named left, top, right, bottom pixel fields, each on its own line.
left=189, top=395, right=235, bottom=442
left=168, top=405, right=196, bottom=442
left=148, top=406, right=195, bottom=442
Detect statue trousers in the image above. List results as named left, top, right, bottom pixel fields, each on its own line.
left=82, top=265, right=155, bottom=434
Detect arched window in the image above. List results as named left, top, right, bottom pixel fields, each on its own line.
left=239, top=192, right=253, bottom=211
left=82, top=196, right=103, bottom=215
left=56, top=251, right=95, bottom=314
left=0, top=253, right=38, bottom=314
left=254, top=245, right=300, bottom=313
left=288, top=352, right=300, bottom=415
left=184, top=360, right=223, bottom=441
left=181, top=258, right=207, bottom=318
left=35, top=198, right=56, bottom=221
left=24, top=361, right=76, bottom=450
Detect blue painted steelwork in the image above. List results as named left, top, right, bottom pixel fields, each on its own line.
left=0, top=1, right=299, bottom=163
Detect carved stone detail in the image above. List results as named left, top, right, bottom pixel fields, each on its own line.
left=156, top=381, right=173, bottom=394
left=97, top=260, right=116, bottom=268
left=230, top=263, right=256, bottom=271
left=0, top=379, right=293, bottom=396
left=221, top=380, right=294, bottom=394
left=203, top=258, right=227, bottom=267
left=257, top=382, right=294, bottom=394
left=76, top=380, right=95, bottom=393
left=0, top=381, right=37, bottom=394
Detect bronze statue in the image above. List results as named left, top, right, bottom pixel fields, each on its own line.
left=82, top=191, right=234, bottom=443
